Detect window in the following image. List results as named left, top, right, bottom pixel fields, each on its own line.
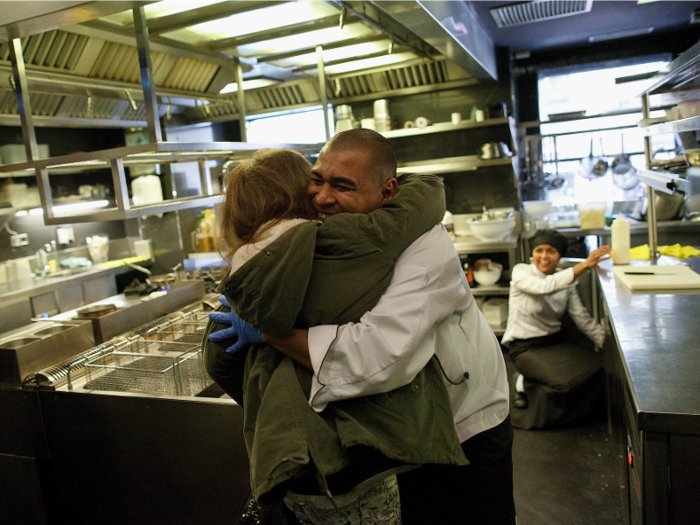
left=535, top=56, right=674, bottom=209
left=245, top=106, right=333, bottom=144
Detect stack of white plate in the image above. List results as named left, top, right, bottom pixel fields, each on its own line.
left=0, top=144, right=50, bottom=165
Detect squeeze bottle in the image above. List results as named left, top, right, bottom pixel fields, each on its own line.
left=611, top=216, right=630, bottom=264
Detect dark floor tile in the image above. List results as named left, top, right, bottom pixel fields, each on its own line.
left=512, top=420, right=627, bottom=525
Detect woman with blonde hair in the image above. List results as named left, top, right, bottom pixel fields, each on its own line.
left=204, top=147, right=466, bottom=524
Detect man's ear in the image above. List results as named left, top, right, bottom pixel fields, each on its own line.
left=381, top=177, right=399, bottom=203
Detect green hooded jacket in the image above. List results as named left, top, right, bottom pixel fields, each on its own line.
left=204, top=174, right=468, bottom=505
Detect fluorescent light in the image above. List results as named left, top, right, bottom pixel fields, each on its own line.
left=102, top=0, right=227, bottom=26
left=589, top=27, right=654, bottom=42
left=29, top=200, right=111, bottom=216
left=323, top=52, right=417, bottom=75
left=162, top=2, right=339, bottom=45
left=237, top=23, right=375, bottom=57
left=637, top=0, right=660, bottom=4
left=270, top=40, right=392, bottom=68
left=219, top=78, right=280, bottom=94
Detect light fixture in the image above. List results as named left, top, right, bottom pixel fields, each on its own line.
left=29, top=200, right=111, bottom=216
left=269, top=40, right=393, bottom=69
left=589, top=27, right=654, bottom=43
left=219, top=77, right=281, bottom=94
left=237, top=23, right=375, bottom=58
left=322, top=52, right=417, bottom=75
left=162, top=2, right=339, bottom=45
left=102, top=0, right=226, bottom=26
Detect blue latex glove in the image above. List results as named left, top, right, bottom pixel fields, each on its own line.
left=208, top=296, right=262, bottom=353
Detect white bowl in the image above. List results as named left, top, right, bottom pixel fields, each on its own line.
left=474, top=267, right=503, bottom=286
left=523, top=200, right=552, bottom=219
left=469, top=217, right=514, bottom=242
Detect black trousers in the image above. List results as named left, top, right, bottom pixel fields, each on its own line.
left=509, top=332, right=605, bottom=430
left=398, top=415, right=516, bottom=525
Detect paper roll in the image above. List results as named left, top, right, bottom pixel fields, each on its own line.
left=403, top=121, right=415, bottom=129
left=415, top=117, right=431, bottom=128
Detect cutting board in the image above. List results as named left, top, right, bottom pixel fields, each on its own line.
left=613, top=265, right=700, bottom=291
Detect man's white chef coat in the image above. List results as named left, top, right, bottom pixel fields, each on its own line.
left=501, top=263, right=605, bottom=348
left=307, top=224, right=510, bottom=443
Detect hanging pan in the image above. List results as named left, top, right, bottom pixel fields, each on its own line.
left=611, top=134, right=639, bottom=190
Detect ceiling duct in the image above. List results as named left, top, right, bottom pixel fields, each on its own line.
left=489, top=0, right=593, bottom=29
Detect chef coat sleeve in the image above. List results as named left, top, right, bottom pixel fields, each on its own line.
left=510, top=264, right=576, bottom=295
left=307, top=225, right=469, bottom=411
left=566, top=287, right=605, bottom=348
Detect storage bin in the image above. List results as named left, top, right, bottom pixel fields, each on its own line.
left=482, top=298, right=508, bottom=326
left=578, top=202, right=606, bottom=229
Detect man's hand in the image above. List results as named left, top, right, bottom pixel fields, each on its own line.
left=208, top=296, right=262, bottom=353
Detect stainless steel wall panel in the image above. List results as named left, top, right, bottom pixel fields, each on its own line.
left=39, top=390, right=250, bottom=525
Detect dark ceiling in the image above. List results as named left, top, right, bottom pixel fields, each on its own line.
left=467, top=1, right=700, bottom=53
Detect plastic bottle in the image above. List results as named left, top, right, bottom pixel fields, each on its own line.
left=195, top=213, right=214, bottom=253
left=611, top=216, right=630, bottom=265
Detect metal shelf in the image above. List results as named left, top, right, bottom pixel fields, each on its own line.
left=453, top=235, right=518, bottom=254
left=636, top=169, right=689, bottom=196
left=0, top=141, right=323, bottom=224
left=640, top=115, right=700, bottom=136
left=381, top=117, right=510, bottom=139
left=470, top=282, right=510, bottom=296
left=641, top=40, right=700, bottom=97
left=397, top=155, right=515, bottom=175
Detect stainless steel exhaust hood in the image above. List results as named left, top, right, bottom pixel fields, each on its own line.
left=373, top=1, right=498, bottom=81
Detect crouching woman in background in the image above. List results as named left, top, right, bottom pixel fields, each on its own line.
left=501, top=229, right=611, bottom=430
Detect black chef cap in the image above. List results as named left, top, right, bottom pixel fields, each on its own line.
left=531, top=229, right=568, bottom=257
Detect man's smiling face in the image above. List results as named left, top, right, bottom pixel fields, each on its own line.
left=309, top=148, right=397, bottom=216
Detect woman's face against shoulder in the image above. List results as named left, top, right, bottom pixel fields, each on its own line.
left=532, top=244, right=560, bottom=275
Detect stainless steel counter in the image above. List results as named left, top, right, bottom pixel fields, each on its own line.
left=0, top=264, right=133, bottom=305
left=597, top=257, right=700, bottom=435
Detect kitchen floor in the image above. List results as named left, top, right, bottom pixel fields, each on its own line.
left=512, top=420, right=627, bottom=525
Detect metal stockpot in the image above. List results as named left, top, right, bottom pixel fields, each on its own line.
left=640, top=192, right=686, bottom=221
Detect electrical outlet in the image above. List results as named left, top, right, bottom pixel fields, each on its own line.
left=10, top=233, right=29, bottom=247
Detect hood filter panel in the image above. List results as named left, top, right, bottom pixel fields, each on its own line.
left=490, top=0, right=593, bottom=29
